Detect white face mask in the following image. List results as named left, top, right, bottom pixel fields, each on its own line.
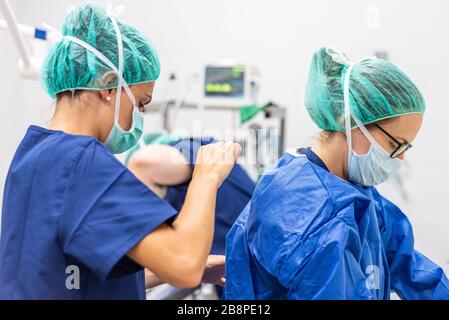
left=343, top=64, right=403, bottom=187
left=62, top=14, right=144, bottom=154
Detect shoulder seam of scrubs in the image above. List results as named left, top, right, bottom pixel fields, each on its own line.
left=57, top=139, right=99, bottom=245
left=58, top=140, right=124, bottom=246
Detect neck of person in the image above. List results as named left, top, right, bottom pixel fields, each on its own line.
left=311, top=131, right=349, bottom=181
left=50, top=98, right=104, bottom=141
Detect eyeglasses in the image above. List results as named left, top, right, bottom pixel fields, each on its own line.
left=374, top=124, right=412, bottom=159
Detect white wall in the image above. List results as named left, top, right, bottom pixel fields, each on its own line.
left=1, top=0, right=449, bottom=272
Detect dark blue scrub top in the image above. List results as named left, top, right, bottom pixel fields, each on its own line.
left=0, top=126, right=177, bottom=300
left=164, top=137, right=256, bottom=255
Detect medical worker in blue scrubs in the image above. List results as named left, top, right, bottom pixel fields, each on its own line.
left=126, top=134, right=255, bottom=257
left=0, top=3, right=240, bottom=300
left=224, top=47, right=449, bottom=300
left=125, top=134, right=255, bottom=293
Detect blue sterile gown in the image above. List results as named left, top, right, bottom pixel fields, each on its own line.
left=224, top=147, right=449, bottom=300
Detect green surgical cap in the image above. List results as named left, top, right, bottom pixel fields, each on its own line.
left=41, top=3, right=161, bottom=98
left=305, top=47, right=425, bottom=131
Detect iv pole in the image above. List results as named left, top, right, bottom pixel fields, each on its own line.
left=0, top=0, right=53, bottom=78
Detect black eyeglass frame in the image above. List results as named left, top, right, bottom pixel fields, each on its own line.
left=373, top=124, right=412, bottom=159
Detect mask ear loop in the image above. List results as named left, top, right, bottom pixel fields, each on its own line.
left=353, top=116, right=377, bottom=146
left=343, top=65, right=378, bottom=161
left=353, top=115, right=403, bottom=161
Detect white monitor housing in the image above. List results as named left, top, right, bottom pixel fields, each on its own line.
left=202, top=62, right=259, bottom=108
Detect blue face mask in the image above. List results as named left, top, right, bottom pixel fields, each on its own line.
left=348, top=126, right=403, bottom=186
left=63, top=14, right=144, bottom=154
left=343, top=64, right=403, bottom=187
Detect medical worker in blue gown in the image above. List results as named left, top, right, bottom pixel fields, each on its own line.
left=0, top=3, right=241, bottom=300
left=224, top=47, right=449, bottom=300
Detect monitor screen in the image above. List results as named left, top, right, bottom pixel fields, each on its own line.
left=204, top=66, right=245, bottom=98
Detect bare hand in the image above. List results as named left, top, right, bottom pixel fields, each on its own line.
left=193, top=142, right=241, bottom=187
left=202, top=255, right=226, bottom=287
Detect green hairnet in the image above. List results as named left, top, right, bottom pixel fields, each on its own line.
left=305, top=47, right=425, bottom=131
left=124, top=133, right=179, bottom=166
left=41, top=3, right=161, bottom=98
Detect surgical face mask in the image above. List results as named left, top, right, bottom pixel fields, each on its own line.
left=105, top=106, right=144, bottom=154
left=343, top=64, right=403, bottom=187
left=62, top=14, right=143, bottom=154
left=347, top=126, right=403, bottom=186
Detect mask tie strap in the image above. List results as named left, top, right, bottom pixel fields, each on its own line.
left=62, top=35, right=135, bottom=103
left=343, top=64, right=354, bottom=171
left=343, top=56, right=379, bottom=165
left=108, top=14, right=133, bottom=124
